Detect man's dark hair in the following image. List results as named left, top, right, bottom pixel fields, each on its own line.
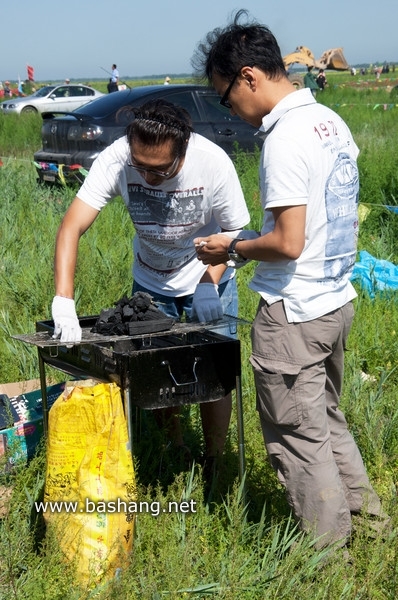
left=192, top=9, right=287, bottom=83
left=125, top=100, right=193, bottom=157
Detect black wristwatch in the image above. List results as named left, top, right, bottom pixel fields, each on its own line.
left=227, top=238, right=246, bottom=263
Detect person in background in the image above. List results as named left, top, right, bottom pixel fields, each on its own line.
left=17, top=80, right=25, bottom=96
left=65, top=78, right=70, bottom=84
left=164, top=76, right=171, bottom=85
left=303, top=65, right=319, bottom=97
left=316, top=68, right=327, bottom=91
left=107, top=64, right=119, bottom=93
left=192, top=9, right=388, bottom=549
left=51, top=99, right=250, bottom=480
left=3, top=81, right=12, bottom=97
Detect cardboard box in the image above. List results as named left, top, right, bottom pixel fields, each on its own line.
left=0, top=378, right=43, bottom=397
left=0, top=381, right=66, bottom=470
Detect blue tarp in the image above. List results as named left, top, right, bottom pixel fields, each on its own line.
left=351, top=250, right=398, bottom=298
left=386, top=205, right=398, bottom=215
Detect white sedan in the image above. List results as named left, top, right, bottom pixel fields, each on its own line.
left=0, top=84, right=104, bottom=115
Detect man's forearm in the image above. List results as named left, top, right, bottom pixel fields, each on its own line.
left=54, top=228, right=80, bottom=298
left=199, top=263, right=228, bottom=285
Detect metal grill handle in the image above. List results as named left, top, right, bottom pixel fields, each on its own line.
left=161, top=357, right=201, bottom=386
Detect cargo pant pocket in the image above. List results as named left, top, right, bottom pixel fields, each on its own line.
left=251, top=356, right=304, bottom=427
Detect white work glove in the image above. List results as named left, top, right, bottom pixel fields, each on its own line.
left=191, top=283, right=223, bottom=323
left=51, top=296, right=82, bottom=343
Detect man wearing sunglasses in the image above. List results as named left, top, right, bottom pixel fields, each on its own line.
left=192, top=10, right=388, bottom=547
left=51, top=99, right=250, bottom=480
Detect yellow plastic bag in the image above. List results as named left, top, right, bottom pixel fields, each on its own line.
left=43, top=380, right=136, bottom=585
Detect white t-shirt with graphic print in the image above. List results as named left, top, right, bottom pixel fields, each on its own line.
left=77, top=133, right=250, bottom=296
left=249, top=88, right=359, bottom=322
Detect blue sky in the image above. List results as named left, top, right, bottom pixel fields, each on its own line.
left=2, top=0, right=396, bottom=83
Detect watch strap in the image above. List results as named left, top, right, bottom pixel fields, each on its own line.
left=228, top=238, right=244, bottom=254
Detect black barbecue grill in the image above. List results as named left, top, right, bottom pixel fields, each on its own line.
left=13, top=315, right=247, bottom=482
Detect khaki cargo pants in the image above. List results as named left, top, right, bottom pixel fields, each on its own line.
left=250, top=299, right=383, bottom=547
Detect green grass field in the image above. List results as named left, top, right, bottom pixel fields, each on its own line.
left=0, top=75, right=398, bottom=599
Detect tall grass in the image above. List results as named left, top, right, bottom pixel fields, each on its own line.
left=0, top=77, right=398, bottom=599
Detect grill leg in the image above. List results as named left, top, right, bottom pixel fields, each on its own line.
left=38, top=350, right=49, bottom=437
left=235, top=374, right=247, bottom=502
left=123, top=386, right=133, bottom=454
left=122, top=387, right=143, bottom=455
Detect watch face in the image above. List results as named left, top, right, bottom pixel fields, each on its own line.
left=228, top=251, right=245, bottom=263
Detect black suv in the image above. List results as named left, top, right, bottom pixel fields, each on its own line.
left=33, top=84, right=262, bottom=184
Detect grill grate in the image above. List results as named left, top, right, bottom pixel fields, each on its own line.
left=12, top=315, right=247, bottom=409
left=13, top=315, right=244, bottom=348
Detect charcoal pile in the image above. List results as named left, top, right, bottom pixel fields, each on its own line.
left=91, top=292, right=174, bottom=336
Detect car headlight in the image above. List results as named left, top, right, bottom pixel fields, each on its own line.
left=67, top=125, right=103, bottom=141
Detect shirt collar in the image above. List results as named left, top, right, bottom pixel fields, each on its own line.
left=259, top=88, right=316, bottom=134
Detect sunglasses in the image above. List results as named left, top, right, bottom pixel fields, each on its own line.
left=128, top=154, right=180, bottom=178
left=219, top=71, right=240, bottom=109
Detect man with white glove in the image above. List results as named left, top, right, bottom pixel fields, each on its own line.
left=52, top=99, right=252, bottom=481
left=51, top=296, right=82, bottom=343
